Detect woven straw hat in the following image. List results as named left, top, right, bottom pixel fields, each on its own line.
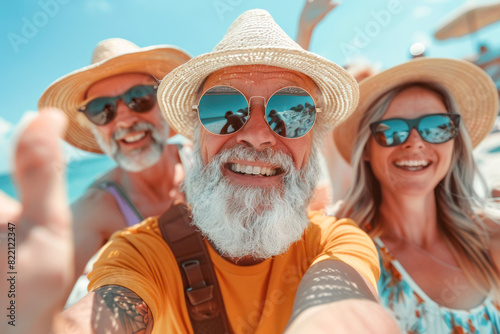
left=157, top=9, right=359, bottom=140
left=334, top=57, right=499, bottom=163
left=39, top=38, right=191, bottom=153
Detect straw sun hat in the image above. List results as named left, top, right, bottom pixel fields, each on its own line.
left=157, top=9, right=359, bottom=140
left=39, top=38, right=191, bottom=153
left=334, top=57, right=499, bottom=163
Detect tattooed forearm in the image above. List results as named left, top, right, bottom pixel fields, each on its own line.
left=93, top=285, right=154, bottom=334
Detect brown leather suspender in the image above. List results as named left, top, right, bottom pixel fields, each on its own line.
left=157, top=201, right=233, bottom=334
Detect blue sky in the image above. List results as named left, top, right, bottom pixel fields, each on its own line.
left=1, top=0, right=500, bottom=173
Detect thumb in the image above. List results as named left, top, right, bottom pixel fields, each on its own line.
left=14, top=108, right=69, bottom=230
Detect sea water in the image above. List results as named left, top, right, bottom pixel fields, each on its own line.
left=0, top=156, right=116, bottom=203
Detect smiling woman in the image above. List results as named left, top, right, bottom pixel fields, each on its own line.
left=334, top=57, right=500, bottom=333
left=366, top=85, right=456, bottom=197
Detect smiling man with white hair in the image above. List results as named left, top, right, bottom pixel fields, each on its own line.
left=10, top=9, right=398, bottom=334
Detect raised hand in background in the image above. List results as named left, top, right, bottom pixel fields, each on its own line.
left=297, top=0, right=340, bottom=50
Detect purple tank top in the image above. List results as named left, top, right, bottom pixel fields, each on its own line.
left=92, top=181, right=143, bottom=226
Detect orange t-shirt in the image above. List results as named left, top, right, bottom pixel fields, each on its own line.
left=88, top=211, right=379, bottom=334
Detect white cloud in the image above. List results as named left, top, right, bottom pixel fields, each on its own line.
left=413, top=6, right=433, bottom=18
left=0, top=117, right=13, bottom=137
left=85, top=0, right=112, bottom=12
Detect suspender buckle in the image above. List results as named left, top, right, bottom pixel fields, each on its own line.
left=182, top=260, right=215, bottom=306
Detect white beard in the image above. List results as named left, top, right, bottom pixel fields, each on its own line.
left=92, top=121, right=169, bottom=172
left=184, top=142, right=321, bottom=259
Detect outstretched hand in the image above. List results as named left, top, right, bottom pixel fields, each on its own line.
left=297, top=0, right=340, bottom=50
left=1, top=110, right=74, bottom=334
left=300, top=0, right=339, bottom=28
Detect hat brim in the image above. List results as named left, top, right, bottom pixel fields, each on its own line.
left=38, top=45, right=191, bottom=153
left=158, top=47, right=359, bottom=140
left=334, top=58, right=499, bottom=163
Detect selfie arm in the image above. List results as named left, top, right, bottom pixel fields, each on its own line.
left=285, top=260, right=399, bottom=333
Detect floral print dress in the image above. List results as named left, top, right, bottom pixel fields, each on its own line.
left=375, top=238, right=500, bottom=334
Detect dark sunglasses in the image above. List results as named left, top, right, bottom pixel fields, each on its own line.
left=192, top=85, right=318, bottom=139
left=78, top=84, right=158, bottom=126
left=369, top=113, right=461, bottom=147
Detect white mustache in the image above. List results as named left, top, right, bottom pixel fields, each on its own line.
left=212, top=144, right=294, bottom=174
left=113, top=122, right=157, bottom=141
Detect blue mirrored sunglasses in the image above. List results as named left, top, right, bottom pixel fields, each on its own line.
left=192, top=85, right=318, bottom=139
left=78, top=84, right=158, bottom=126
left=369, top=113, right=461, bottom=147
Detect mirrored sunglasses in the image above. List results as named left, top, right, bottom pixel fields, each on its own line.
left=78, top=84, right=158, bottom=126
left=369, top=113, right=461, bottom=147
left=193, top=85, right=318, bottom=139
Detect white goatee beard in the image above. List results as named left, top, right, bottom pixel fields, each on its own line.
left=92, top=121, right=169, bottom=172
left=184, top=142, right=321, bottom=259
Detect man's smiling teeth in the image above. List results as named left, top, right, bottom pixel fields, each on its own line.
left=230, top=163, right=278, bottom=176
left=122, top=132, right=146, bottom=143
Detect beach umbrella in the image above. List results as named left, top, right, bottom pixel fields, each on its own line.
left=434, top=0, right=500, bottom=41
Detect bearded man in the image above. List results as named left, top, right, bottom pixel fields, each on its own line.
left=38, top=38, right=191, bottom=287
